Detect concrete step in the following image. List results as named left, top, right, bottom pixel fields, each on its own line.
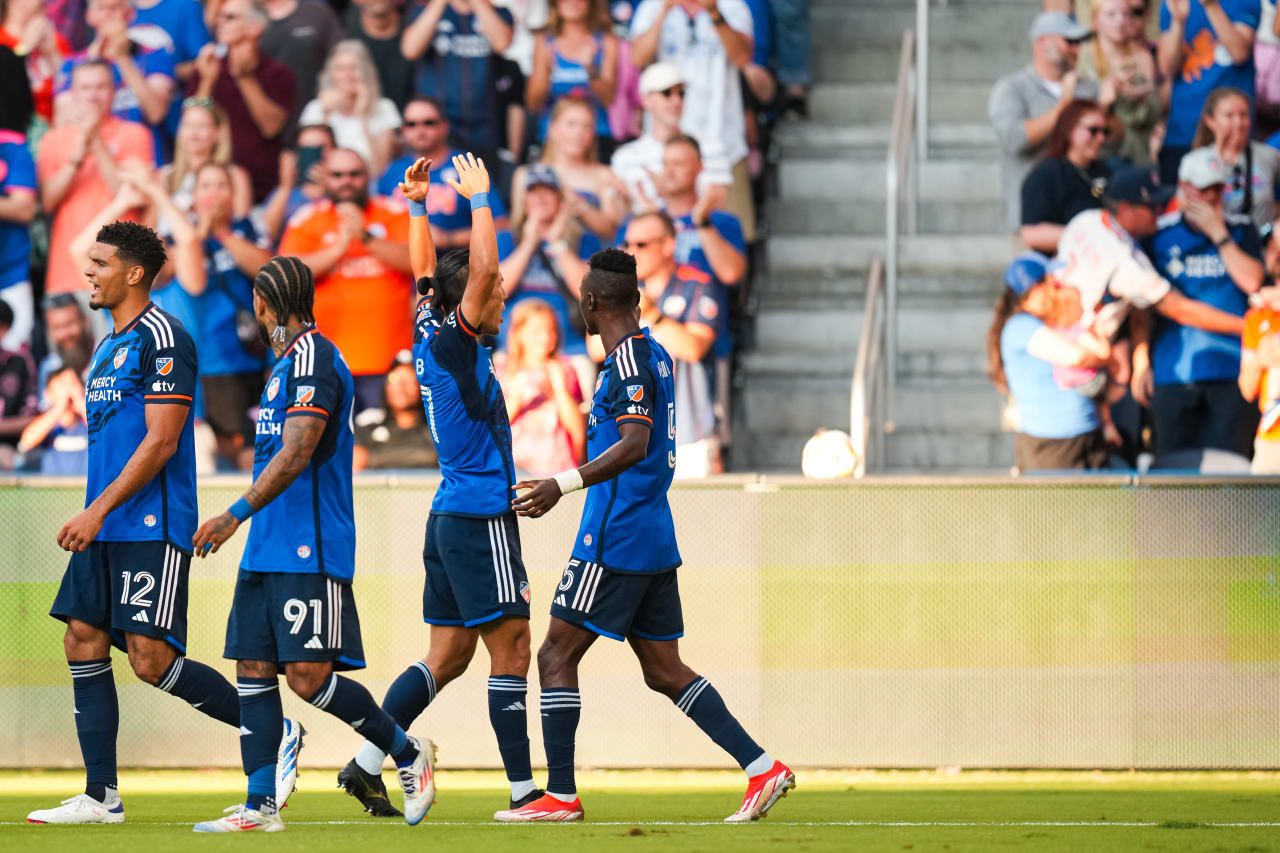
left=753, top=306, right=992, bottom=355
left=773, top=122, right=997, bottom=159
left=767, top=234, right=1014, bottom=275
left=777, top=158, right=1000, bottom=202
left=767, top=197, right=1003, bottom=236
left=810, top=82, right=992, bottom=125
left=752, top=267, right=1002, bottom=309
left=811, top=4, right=1038, bottom=50
left=816, top=42, right=1028, bottom=84
left=885, top=427, right=1015, bottom=471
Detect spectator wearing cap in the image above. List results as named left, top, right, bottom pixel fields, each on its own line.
left=1191, top=85, right=1280, bottom=231
left=16, top=360, right=87, bottom=474
left=376, top=96, right=511, bottom=245
left=1157, top=0, right=1260, bottom=184
left=989, top=11, right=1099, bottom=233
left=353, top=348, right=439, bottom=471
left=1020, top=98, right=1113, bottom=254
left=0, top=299, right=36, bottom=470
left=498, top=163, right=600, bottom=373
left=610, top=61, right=732, bottom=213
left=0, top=121, right=36, bottom=352
left=988, top=252, right=1112, bottom=471
left=630, top=0, right=758, bottom=240
left=495, top=299, right=585, bottom=476
left=279, top=147, right=413, bottom=413
left=1145, top=144, right=1263, bottom=457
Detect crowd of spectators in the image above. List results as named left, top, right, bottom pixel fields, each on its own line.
left=0, top=0, right=812, bottom=477
left=990, top=1, right=1280, bottom=474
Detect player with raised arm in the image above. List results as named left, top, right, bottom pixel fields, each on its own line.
left=336, top=153, right=543, bottom=819
left=189, top=256, right=433, bottom=832
left=28, top=222, right=301, bottom=826
left=500, top=248, right=795, bottom=824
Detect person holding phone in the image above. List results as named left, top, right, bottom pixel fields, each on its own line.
left=256, top=123, right=335, bottom=245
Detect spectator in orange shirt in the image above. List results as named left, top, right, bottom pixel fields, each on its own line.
left=1240, top=217, right=1280, bottom=473
left=278, top=146, right=414, bottom=412
left=37, top=59, right=152, bottom=311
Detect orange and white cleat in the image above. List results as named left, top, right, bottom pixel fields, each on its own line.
left=493, top=793, right=585, bottom=822
left=724, top=760, right=795, bottom=822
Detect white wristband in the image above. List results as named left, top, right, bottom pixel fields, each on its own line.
left=552, top=468, right=584, bottom=495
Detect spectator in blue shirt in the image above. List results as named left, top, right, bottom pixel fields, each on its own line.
left=525, top=0, right=619, bottom=153
left=0, top=126, right=36, bottom=352
left=1148, top=145, right=1264, bottom=456
left=1157, top=0, right=1260, bottom=184
left=401, top=0, right=514, bottom=152
left=133, top=0, right=213, bottom=146
left=17, top=362, right=89, bottom=476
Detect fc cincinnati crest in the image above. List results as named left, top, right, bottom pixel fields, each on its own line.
left=297, top=545, right=311, bottom=559
left=113, top=347, right=128, bottom=369
left=594, top=372, right=604, bottom=394
left=267, top=376, right=280, bottom=401
left=155, top=357, right=173, bottom=376
left=295, top=385, right=315, bottom=405
left=627, top=384, right=644, bottom=402
left=520, top=581, right=531, bottom=604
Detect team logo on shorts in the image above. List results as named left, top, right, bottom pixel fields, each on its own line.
left=267, top=376, right=280, bottom=401
left=155, top=357, right=173, bottom=376
left=143, top=514, right=157, bottom=527
left=297, top=545, right=312, bottom=559
left=113, top=347, right=128, bottom=369
left=295, top=385, right=315, bottom=405
left=627, top=385, right=644, bottom=402
left=520, top=581, right=531, bottom=604
left=583, top=533, right=592, bottom=547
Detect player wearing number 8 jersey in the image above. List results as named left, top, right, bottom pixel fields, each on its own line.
left=191, top=256, right=433, bottom=832
left=502, top=248, right=794, bottom=824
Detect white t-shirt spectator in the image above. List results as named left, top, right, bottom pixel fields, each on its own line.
left=630, top=0, right=753, bottom=166
left=1056, top=208, right=1171, bottom=325
left=297, top=98, right=401, bottom=166
left=610, top=134, right=732, bottom=211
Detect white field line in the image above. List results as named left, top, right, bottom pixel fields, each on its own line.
left=5, top=820, right=1280, bottom=828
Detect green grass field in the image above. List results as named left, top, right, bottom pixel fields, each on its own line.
left=2, top=769, right=1279, bottom=852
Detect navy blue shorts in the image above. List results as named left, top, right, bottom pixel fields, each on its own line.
left=549, top=558, right=684, bottom=642
left=423, top=512, right=531, bottom=628
left=223, top=570, right=366, bottom=670
left=50, top=540, right=190, bottom=653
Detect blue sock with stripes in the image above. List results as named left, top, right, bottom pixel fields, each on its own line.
left=355, top=662, right=438, bottom=775
left=674, top=677, right=765, bottom=770
left=157, top=656, right=239, bottom=727
left=70, top=659, right=118, bottom=800
left=540, top=688, right=581, bottom=798
left=488, top=675, right=534, bottom=792
left=307, top=673, right=418, bottom=767
left=237, top=677, right=281, bottom=814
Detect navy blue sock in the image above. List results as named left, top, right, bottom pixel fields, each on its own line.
left=674, top=677, right=765, bottom=770
left=487, top=675, right=533, bottom=783
left=157, top=656, right=239, bottom=727
left=383, top=661, right=437, bottom=727
left=540, top=688, right=581, bottom=796
left=238, top=677, right=281, bottom=814
left=70, top=659, right=118, bottom=797
left=308, top=674, right=418, bottom=766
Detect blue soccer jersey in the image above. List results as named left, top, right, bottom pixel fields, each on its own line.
left=413, top=299, right=515, bottom=517
left=571, top=330, right=681, bottom=574
left=0, top=129, right=36, bottom=290
left=85, top=304, right=198, bottom=549
left=243, top=329, right=357, bottom=581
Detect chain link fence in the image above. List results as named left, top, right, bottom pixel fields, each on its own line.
left=2, top=475, right=1279, bottom=769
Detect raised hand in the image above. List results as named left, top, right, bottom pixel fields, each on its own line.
left=399, top=156, right=433, bottom=203
left=194, top=43, right=221, bottom=83
left=444, top=152, right=490, bottom=199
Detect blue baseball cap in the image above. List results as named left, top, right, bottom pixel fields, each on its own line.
left=1105, top=166, right=1175, bottom=207
left=1004, top=252, right=1051, bottom=295
left=524, top=163, right=560, bottom=191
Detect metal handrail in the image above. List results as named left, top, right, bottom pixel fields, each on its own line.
left=915, top=0, right=929, bottom=164
left=885, top=27, right=916, bottom=435
left=850, top=256, right=886, bottom=477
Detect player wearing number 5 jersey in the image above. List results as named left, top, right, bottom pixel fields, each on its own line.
left=190, top=256, right=433, bottom=833
left=501, top=249, right=794, bottom=824
left=339, top=154, right=543, bottom=818
left=30, top=223, right=299, bottom=828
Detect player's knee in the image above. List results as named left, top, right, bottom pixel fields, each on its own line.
left=640, top=664, right=685, bottom=698
left=127, top=646, right=173, bottom=686
left=536, top=638, right=571, bottom=682
left=284, top=665, right=329, bottom=699
left=63, top=621, right=106, bottom=659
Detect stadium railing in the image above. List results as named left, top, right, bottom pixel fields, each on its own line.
left=851, top=257, right=887, bottom=477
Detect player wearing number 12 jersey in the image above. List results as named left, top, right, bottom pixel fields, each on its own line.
left=501, top=248, right=795, bottom=824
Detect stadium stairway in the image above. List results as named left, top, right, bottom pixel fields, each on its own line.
left=735, top=0, right=1034, bottom=472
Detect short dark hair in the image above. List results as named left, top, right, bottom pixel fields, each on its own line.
left=666, top=134, right=701, bottom=159
left=422, top=249, right=470, bottom=315
left=582, top=248, right=639, bottom=311
left=254, top=256, right=315, bottom=324
left=96, top=220, right=167, bottom=287
left=404, top=96, right=447, bottom=119
left=0, top=298, right=12, bottom=330
left=297, top=123, right=336, bottom=146
left=71, top=57, right=114, bottom=82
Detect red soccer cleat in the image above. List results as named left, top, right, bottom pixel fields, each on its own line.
left=493, top=793, right=585, bottom=822
left=724, top=760, right=796, bottom=822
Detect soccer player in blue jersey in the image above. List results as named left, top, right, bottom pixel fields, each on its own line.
left=190, top=256, right=433, bottom=832
left=338, top=154, right=542, bottom=818
left=500, top=248, right=795, bottom=824
left=28, top=222, right=301, bottom=826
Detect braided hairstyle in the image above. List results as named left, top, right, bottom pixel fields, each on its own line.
left=419, top=249, right=470, bottom=316
left=254, top=256, right=316, bottom=325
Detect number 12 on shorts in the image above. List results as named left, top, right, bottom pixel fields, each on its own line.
left=120, top=571, right=155, bottom=607
left=284, top=598, right=323, bottom=635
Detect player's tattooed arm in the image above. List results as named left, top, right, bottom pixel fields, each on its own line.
left=513, top=423, right=649, bottom=518
left=193, top=415, right=327, bottom=556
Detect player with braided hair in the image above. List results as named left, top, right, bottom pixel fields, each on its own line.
left=337, top=154, right=543, bottom=819
left=191, top=255, right=435, bottom=831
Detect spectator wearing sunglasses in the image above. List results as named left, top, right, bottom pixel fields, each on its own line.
left=1077, top=0, right=1165, bottom=166
left=1021, top=99, right=1113, bottom=254
left=1192, top=86, right=1279, bottom=231
left=990, top=12, right=1099, bottom=233
left=609, top=62, right=731, bottom=213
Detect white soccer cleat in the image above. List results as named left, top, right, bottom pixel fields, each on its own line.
left=192, top=804, right=284, bottom=833
left=27, top=792, right=124, bottom=824
left=276, top=718, right=305, bottom=807
left=494, top=793, right=584, bottom=822
left=397, top=736, right=437, bottom=826
left=724, top=760, right=796, bottom=822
